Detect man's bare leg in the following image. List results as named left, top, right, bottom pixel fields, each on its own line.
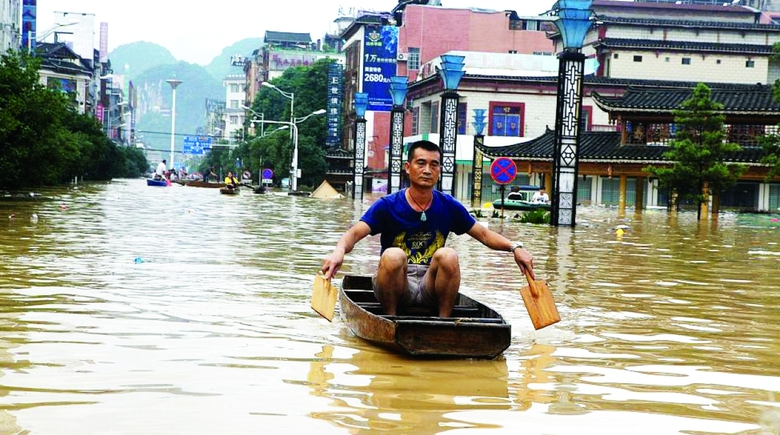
left=375, top=248, right=408, bottom=315
left=423, top=247, right=461, bottom=317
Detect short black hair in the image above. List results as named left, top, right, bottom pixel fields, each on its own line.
left=162, top=159, right=167, bottom=163
left=406, top=140, right=441, bottom=163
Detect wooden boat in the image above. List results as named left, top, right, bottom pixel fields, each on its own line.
left=219, top=187, right=239, bottom=195
left=339, top=275, right=511, bottom=359
left=146, top=179, right=168, bottom=187
left=185, top=180, right=226, bottom=188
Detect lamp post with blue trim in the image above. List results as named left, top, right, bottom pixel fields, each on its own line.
left=471, top=109, right=487, bottom=207
left=388, top=76, right=408, bottom=194
left=437, top=54, right=465, bottom=196
left=550, top=0, right=594, bottom=226
left=353, top=92, right=369, bottom=200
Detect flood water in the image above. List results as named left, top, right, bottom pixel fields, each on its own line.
left=1, top=178, right=780, bottom=435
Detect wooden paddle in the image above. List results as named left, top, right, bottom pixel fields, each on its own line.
left=311, top=272, right=338, bottom=322
left=520, top=270, right=560, bottom=330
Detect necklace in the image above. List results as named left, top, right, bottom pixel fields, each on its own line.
left=407, top=190, right=433, bottom=222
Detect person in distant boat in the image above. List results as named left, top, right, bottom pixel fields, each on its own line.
left=203, top=166, right=216, bottom=182
left=321, top=140, right=536, bottom=317
left=154, top=159, right=167, bottom=180
left=532, top=187, right=549, bottom=204
left=224, top=171, right=240, bottom=190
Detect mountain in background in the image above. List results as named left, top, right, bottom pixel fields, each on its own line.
left=108, top=41, right=177, bottom=76
left=204, top=38, right=264, bottom=81
left=107, top=39, right=265, bottom=159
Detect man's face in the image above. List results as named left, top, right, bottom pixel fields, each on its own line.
left=405, top=148, right=440, bottom=188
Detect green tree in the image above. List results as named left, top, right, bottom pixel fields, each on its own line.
left=645, top=83, right=745, bottom=219
left=242, top=58, right=333, bottom=189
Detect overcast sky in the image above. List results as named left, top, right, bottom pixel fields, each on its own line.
left=36, top=0, right=555, bottom=65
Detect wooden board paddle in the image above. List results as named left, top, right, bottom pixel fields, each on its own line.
left=520, top=270, right=560, bottom=330
left=311, top=272, right=338, bottom=322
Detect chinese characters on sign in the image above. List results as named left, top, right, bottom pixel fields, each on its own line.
left=326, top=63, right=343, bottom=148
left=183, top=137, right=213, bottom=155
left=362, top=25, right=398, bottom=112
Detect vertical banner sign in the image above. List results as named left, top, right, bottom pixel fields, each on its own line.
left=362, top=25, right=398, bottom=112
left=22, top=0, right=36, bottom=51
left=326, top=63, right=343, bottom=147
left=99, top=22, right=109, bottom=64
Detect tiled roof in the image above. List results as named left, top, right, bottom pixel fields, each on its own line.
left=592, top=85, right=780, bottom=114
left=598, top=16, right=780, bottom=32
left=595, top=38, right=774, bottom=55
left=264, top=31, right=312, bottom=44
left=476, top=130, right=766, bottom=164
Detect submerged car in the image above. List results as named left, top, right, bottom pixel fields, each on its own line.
left=492, top=186, right=551, bottom=211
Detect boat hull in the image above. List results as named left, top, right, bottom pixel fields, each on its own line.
left=186, top=181, right=226, bottom=188
left=339, top=275, right=511, bottom=359
left=146, top=179, right=168, bottom=187
left=219, top=188, right=239, bottom=195
left=492, top=200, right=550, bottom=211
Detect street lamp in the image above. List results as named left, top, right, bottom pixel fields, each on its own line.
left=550, top=0, right=594, bottom=227
left=353, top=92, right=369, bottom=200
left=388, top=76, right=408, bottom=194
left=166, top=78, right=183, bottom=170
left=261, top=82, right=294, bottom=140
left=241, top=104, right=264, bottom=137
left=250, top=108, right=325, bottom=192
left=437, top=54, right=465, bottom=196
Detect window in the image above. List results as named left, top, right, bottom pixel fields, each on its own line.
left=633, top=55, right=643, bottom=62
left=682, top=58, right=691, bottom=65
left=412, top=107, right=419, bottom=135
left=613, top=53, right=619, bottom=59
left=508, top=50, right=517, bottom=54
left=489, top=103, right=524, bottom=137
left=716, top=59, right=722, bottom=64
left=230, top=100, right=239, bottom=109
left=746, top=60, right=755, bottom=68
left=230, top=115, right=239, bottom=125
left=230, top=84, right=240, bottom=93
left=430, top=101, right=439, bottom=134
left=665, top=57, right=670, bottom=62
left=408, top=47, right=420, bottom=70
left=581, top=106, right=592, bottom=132
left=457, top=103, right=467, bottom=134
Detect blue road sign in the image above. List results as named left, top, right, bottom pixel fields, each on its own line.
left=183, top=136, right=213, bottom=155
left=490, top=157, right=517, bottom=185
left=262, top=169, right=274, bottom=180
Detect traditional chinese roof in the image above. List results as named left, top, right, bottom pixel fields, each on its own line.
left=592, top=85, right=780, bottom=115
left=264, top=31, right=312, bottom=44
left=475, top=129, right=765, bottom=164
left=594, top=38, right=774, bottom=55
left=596, top=16, right=780, bottom=32
left=37, top=42, right=92, bottom=77
left=325, top=147, right=353, bottom=159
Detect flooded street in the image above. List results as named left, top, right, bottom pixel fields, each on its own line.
left=1, top=178, right=780, bottom=434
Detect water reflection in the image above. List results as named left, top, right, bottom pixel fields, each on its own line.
left=0, top=179, right=779, bottom=434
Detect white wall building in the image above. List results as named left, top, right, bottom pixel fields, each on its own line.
left=223, top=74, right=246, bottom=144
left=0, top=0, right=21, bottom=55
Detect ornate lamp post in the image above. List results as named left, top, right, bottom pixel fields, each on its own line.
left=166, top=78, right=183, bottom=170
left=471, top=109, right=487, bottom=207
left=550, top=0, right=594, bottom=226
left=388, top=76, right=408, bottom=194
left=437, top=54, right=465, bottom=196
left=353, top=92, right=369, bottom=200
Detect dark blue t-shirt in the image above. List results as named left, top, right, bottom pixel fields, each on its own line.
left=361, top=189, right=476, bottom=265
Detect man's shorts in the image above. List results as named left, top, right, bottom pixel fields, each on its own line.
left=373, top=264, right=437, bottom=307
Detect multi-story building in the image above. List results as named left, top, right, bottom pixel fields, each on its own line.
left=223, top=74, right=246, bottom=144
left=402, top=0, right=780, bottom=210
left=1, top=0, right=21, bottom=54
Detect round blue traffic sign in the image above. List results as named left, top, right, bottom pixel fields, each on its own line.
left=262, top=168, right=274, bottom=180
left=490, top=157, right=517, bottom=185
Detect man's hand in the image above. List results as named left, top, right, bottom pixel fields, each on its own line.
left=321, top=250, right=345, bottom=280
left=513, top=248, right=535, bottom=280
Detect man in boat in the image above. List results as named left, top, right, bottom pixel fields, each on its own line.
left=532, top=187, right=549, bottom=204
left=204, top=166, right=217, bottom=182
left=224, top=171, right=240, bottom=190
left=154, top=159, right=167, bottom=181
left=321, top=140, right=535, bottom=317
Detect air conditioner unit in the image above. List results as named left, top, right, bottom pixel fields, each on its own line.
left=397, top=52, right=408, bottom=61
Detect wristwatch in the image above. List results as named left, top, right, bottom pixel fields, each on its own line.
left=508, top=241, right=524, bottom=253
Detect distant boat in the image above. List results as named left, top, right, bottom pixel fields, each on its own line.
left=147, top=179, right=168, bottom=187
left=220, top=187, right=239, bottom=195
left=186, top=180, right=226, bottom=188
left=492, top=186, right=550, bottom=211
